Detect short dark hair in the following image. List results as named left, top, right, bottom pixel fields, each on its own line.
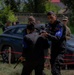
left=27, top=24, right=35, bottom=31
left=16, top=21, right=19, bottom=24
left=47, top=11, right=55, bottom=16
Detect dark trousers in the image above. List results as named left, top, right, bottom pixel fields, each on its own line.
left=50, top=54, right=64, bottom=75
left=21, top=59, right=44, bottom=75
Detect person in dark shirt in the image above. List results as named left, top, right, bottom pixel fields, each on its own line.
left=41, top=11, right=66, bottom=75
left=19, top=24, right=49, bottom=75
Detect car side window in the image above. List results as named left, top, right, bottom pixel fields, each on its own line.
left=4, top=29, right=16, bottom=34
left=15, top=27, right=25, bottom=35
left=4, top=27, right=26, bottom=36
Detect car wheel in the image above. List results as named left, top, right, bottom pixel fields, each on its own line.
left=1, top=45, right=15, bottom=63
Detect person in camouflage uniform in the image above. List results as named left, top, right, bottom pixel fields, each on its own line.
left=62, top=16, right=71, bottom=40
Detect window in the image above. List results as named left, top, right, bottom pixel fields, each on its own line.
left=4, top=29, right=16, bottom=34
left=15, top=27, right=24, bottom=34
left=4, top=27, right=26, bottom=37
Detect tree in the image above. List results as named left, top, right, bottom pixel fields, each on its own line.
left=61, top=0, right=74, bottom=26
left=24, top=0, right=34, bottom=12
left=16, top=0, right=21, bottom=11
left=33, top=0, right=46, bottom=13
left=61, top=0, right=74, bottom=12
left=3, top=0, right=48, bottom=13
left=45, top=2, right=60, bottom=13
left=24, top=0, right=47, bottom=13
left=4, top=0, right=21, bottom=12
left=0, top=0, right=5, bottom=9
left=0, top=6, right=18, bottom=24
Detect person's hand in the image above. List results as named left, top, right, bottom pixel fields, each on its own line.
left=41, top=32, right=48, bottom=37
left=19, top=56, right=26, bottom=62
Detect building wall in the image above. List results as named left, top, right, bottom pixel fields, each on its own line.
left=15, top=13, right=65, bottom=24
left=51, top=0, right=60, bottom=2
left=15, top=13, right=47, bottom=23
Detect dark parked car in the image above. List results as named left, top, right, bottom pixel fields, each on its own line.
left=63, top=35, right=74, bottom=69
left=0, top=25, right=27, bottom=62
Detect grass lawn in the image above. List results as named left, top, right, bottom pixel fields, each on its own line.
left=0, top=62, right=74, bottom=75
left=0, top=62, right=22, bottom=75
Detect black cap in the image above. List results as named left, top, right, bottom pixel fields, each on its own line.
left=47, top=11, right=55, bottom=16
left=27, top=24, right=35, bottom=31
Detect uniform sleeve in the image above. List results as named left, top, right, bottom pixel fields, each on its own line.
left=66, top=27, right=71, bottom=40
left=47, top=25, right=66, bottom=41
left=22, top=36, right=28, bottom=57
left=22, top=36, right=33, bottom=57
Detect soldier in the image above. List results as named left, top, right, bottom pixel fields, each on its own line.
left=19, top=24, right=49, bottom=75
left=62, top=16, right=71, bottom=40
left=41, top=11, right=66, bottom=75
left=28, top=16, right=36, bottom=25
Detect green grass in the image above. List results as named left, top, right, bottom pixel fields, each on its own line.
left=0, top=62, right=74, bottom=75
left=0, top=63, right=23, bottom=75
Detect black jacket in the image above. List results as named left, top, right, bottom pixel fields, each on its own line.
left=46, top=20, right=66, bottom=54
left=22, top=32, right=49, bottom=61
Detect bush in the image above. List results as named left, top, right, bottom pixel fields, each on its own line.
left=8, top=11, right=18, bottom=23
left=45, top=2, right=60, bottom=13
left=0, top=6, right=18, bottom=25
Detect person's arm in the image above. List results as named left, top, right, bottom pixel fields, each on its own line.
left=47, top=25, right=66, bottom=41
left=19, top=36, right=33, bottom=61
left=19, top=36, right=28, bottom=61
left=22, top=36, right=33, bottom=57
left=66, top=35, right=71, bottom=40
left=22, top=36, right=28, bottom=57
left=35, top=37, right=49, bottom=50
left=66, top=27, right=71, bottom=40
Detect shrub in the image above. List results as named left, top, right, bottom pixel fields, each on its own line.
left=0, top=6, right=18, bottom=25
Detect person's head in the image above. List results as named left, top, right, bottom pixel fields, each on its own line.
left=12, top=22, right=16, bottom=26
left=16, top=21, right=19, bottom=25
left=28, top=16, right=36, bottom=25
left=47, top=11, right=57, bottom=24
left=26, top=24, right=35, bottom=34
left=62, top=16, right=68, bottom=26
left=36, top=20, right=41, bottom=24
left=6, top=21, right=11, bottom=27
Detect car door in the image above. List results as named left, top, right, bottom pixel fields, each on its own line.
left=1, top=26, right=26, bottom=53
left=11, top=27, right=26, bottom=52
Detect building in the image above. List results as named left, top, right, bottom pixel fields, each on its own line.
left=51, top=0, right=65, bottom=9
left=51, top=0, right=60, bottom=2
left=50, top=0, right=70, bottom=14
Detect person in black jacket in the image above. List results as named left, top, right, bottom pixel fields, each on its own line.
left=19, top=24, right=49, bottom=75
left=41, top=11, right=66, bottom=75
